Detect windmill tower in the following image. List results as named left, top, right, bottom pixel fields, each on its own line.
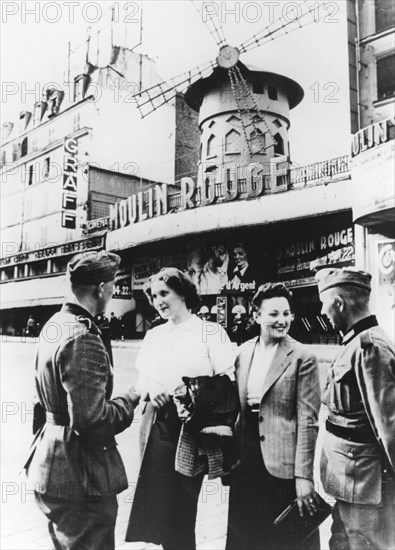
left=183, top=61, right=303, bottom=188
left=131, top=1, right=321, bottom=192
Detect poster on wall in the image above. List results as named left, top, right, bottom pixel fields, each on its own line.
left=113, top=269, right=132, bottom=300
left=276, top=226, right=355, bottom=286
left=131, top=258, right=161, bottom=290
left=186, top=239, right=266, bottom=296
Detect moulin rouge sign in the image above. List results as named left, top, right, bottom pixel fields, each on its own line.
left=109, top=168, right=267, bottom=230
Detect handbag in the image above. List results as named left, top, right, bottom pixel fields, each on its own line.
left=273, top=492, right=332, bottom=549
left=175, top=374, right=240, bottom=436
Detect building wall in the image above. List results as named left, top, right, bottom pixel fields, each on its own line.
left=348, top=0, right=395, bottom=339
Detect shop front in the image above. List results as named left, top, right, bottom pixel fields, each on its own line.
left=108, top=207, right=355, bottom=344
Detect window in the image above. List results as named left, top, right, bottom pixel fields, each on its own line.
left=250, top=129, right=266, bottom=154
left=273, top=119, right=282, bottom=128
left=28, top=165, right=34, bottom=186
left=21, top=137, right=28, bottom=157
left=268, top=86, right=278, bottom=100
left=0, top=149, right=6, bottom=167
left=12, top=143, right=18, bottom=161
left=377, top=54, right=395, bottom=101
left=207, top=134, right=216, bottom=157
left=29, top=260, right=48, bottom=277
left=225, top=129, right=241, bottom=154
left=253, top=82, right=263, bottom=94
left=44, top=157, right=50, bottom=178
left=274, top=133, right=285, bottom=156
left=375, top=0, right=395, bottom=33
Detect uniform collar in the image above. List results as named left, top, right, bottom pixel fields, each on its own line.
left=341, top=315, right=378, bottom=346
left=63, top=302, right=95, bottom=322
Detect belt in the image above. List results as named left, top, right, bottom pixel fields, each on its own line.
left=326, top=420, right=377, bottom=444
left=247, top=404, right=259, bottom=413
left=46, top=411, right=69, bottom=426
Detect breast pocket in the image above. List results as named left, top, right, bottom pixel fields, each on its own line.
left=330, top=364, right=362, bottom=413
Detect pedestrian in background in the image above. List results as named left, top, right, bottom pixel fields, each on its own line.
left=226, top=282, right=321, bottom=550
left=109, top=311, right=119, bottom=340
left=126, top=267, right=235, bottom=550
left=316, top=268, right=395, bottom=550
left=23, top=251, right=140, bottom=550
left=26, top=314, right=36, bottom=337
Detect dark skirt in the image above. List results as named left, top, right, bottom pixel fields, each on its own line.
left=226, top=409, right=320, bottom=550
left=125, top=401, right=204, bottom=550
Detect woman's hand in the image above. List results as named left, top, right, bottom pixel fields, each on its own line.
left=149, top=383, right=171, bottom=409
left=295, top=477, right=320, bottom=517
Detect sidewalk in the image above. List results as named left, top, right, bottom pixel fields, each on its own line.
left=1, top=337, right=336, bottom=549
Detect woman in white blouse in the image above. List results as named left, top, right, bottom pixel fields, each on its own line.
left=226, top=283, right=321, bottom=550
left=126, top=267, right=235, bottom=550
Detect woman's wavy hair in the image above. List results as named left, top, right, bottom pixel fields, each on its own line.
left=144, top=267, right=200, bottom=311
left=252, top=282, right=294, bottom=312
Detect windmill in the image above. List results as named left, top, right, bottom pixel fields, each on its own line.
left=132, top=0, right=322, bottom=166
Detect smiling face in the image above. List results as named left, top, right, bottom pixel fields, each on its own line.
left=253, top=296, right=293, bottom=343
left=150, top=280, right=188, bottom=322
left=233, top=246, right=248, bottom=269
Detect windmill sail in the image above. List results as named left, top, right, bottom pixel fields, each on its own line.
left=237, top=1, right=322, bottom=54
left=190, top=0, right=227, bottom=48
left=133, top=60, right=216, bottom=117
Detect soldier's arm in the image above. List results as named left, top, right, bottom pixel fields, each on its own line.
left=294, top=351, right=321, bottom=481
left=57, top=332, right=140, bottom=439
left=357, top=333, right=395, bottom=472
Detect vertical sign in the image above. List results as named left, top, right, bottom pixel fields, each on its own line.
left=62, top=136, right=78, bottom=228
left=216, top=296, right=228, bottom=327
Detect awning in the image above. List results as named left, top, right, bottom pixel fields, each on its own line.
left=0, top=275, right=68, bottom=310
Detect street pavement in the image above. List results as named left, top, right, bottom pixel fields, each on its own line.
left=1, top=338, right=336, bottom=550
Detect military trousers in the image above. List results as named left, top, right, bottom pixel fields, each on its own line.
left=35, top=491, right=118, bottom=550
left=329, top=485, right=395, bottom=550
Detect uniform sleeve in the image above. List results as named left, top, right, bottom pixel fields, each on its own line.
left=57, top=332, right=137, bottom=439
left=205, top=322, right=236, bottom=380
left=295, top=350, right=321, bottom=480
left=356, top=335, right=395, bottom=472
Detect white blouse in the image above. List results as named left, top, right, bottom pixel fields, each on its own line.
left=136, top=314, right=236, bottom=398
left=247, top=341, right=278, bottom=406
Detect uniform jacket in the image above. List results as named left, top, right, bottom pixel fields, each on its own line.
left=321, top=320, right=395, bottom=505
left=235, top=335, right=320, bottom=480
left=24, top=303, right=137, bottom=499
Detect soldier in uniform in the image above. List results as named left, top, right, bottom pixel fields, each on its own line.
left=315, top=267, right=395, bottom=550
left=24, top=251, right=140, bottom=550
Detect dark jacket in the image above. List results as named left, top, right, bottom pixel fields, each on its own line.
left=24, top=303, right=138, bottom=499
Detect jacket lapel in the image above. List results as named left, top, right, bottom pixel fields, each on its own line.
left=237, top=337, right=259, bottom=412
left=260, top=337, right=293, bottom=401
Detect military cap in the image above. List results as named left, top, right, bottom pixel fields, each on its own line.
left=315, top=267, right=372, bottom=293
left=67, top=250, right=120, bottom=285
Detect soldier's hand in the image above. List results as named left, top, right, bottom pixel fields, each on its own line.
left=150, top=384, right=171, bottom=409
left=295, top=477, right=320, bottom=517
left=126, top=385, right=141, bottom=406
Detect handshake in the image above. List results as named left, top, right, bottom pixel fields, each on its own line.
left=126, top=385, right=141, bottom=406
